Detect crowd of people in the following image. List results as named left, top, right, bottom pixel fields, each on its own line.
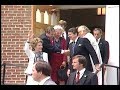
left=23, top=20, right=109, bottom=85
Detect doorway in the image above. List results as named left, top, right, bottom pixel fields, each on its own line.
left=59, top=8, right=105, bottom=38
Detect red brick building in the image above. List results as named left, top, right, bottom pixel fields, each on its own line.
left=1, top=5, right=58, bottom=85
left=1, top=5, right=33, bottom=84
left=2, top=5, right=118, bottom=85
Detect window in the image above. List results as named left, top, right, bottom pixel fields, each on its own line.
left=97, top=8, right=106, bottom=15
left=44, top=11, right=49, bottom=24
left=36, top=9, right=41, bottom=23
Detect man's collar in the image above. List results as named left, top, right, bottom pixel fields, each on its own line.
left=74, top=37, right=79, bottom=43
left=97, top=38, right=101, bottom=43
left=38, top=76, right=50, bottom=85
left=77, top=68, right=86, bottom=75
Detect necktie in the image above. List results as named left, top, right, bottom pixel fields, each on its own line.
left=76, top=71, right=80, bottom=82
left=72, top=41, right=75, bottom=55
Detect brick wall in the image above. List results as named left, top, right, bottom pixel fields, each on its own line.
left=1, top=5, right=32, bottom=85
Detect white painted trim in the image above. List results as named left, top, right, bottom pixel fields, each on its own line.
left=54, top=5, right=106, bottom=10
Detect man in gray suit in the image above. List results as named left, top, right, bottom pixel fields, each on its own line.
left=32, top=60, right=56, bottom=85
left=66, top=55, right=98, bottom=85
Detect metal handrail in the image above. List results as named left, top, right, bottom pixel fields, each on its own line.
left=102, top=63, right=120, bottom=85
left=1, top=63, right=26, bottom=85
left=2, top=63, right=26, bottom=68
left=1, top=63, right=6, bottom=85
left=1, top=63, right=120, bottom=85
left=104, top=64, right=120, bottom=69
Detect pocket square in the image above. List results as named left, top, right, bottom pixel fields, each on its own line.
left=83, top=75, right=87, bottom=78
left=78, top=44, right=82, bottom=46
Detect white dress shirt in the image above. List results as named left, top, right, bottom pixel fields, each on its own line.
left=69, top=37, right=79, bottom=44
left=76, top=68, right=85, bottom=79
left=96, top=38, right=101, bottom=44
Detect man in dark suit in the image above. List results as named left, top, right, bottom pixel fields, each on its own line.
left=93, top=28, right=109, bottom=84
left=39, top=26, right=63, bottom=60
left=40, top=26, right=61, bottom=53
left=67, top=27, right=100, bottom=75
left=93, top=28, right=109, bottom=64
left=66, top=55, right=98, bottom=85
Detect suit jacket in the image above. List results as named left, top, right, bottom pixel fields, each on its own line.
left=40, top=33, right=61, bottom=53
left=66, top=70, right=98, bottom=85
left=69, top=38, right=99, bottom=72
left=43, top=78, right=57, bottom=85
left=98, top=38, right=109, bottom=64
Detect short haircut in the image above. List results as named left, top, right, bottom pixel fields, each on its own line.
left=93, top=28, right=103, bottom=34
left=68, top=27, right=78, bottom=35
left=45, top=26, right=54, bottom=34
left=72, top=55, right=87, bottom=68
left=35, top=61, right=52, bottom=76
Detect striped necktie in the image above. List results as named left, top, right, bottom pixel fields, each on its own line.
left=76, top=71, right=80, bottom=82
left=72, top=41, right=75, bottom=55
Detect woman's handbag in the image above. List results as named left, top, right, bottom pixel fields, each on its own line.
left=57, top=65, right=68, bottom=81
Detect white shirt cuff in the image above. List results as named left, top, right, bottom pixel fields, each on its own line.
left=61, top=50, right=64, bottom=54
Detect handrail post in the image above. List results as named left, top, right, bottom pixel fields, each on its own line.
left=103, top=64, right=120, bottom=85
left=117, top=68, right=119, bottom=85
left=102, top=64, right=104, bottom=85
left=2, top=63, right=6, bottom=85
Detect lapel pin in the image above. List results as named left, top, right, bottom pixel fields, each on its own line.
left=78, top=44, right=82, bottom=46
left=84, top=75, right=87, bottom=78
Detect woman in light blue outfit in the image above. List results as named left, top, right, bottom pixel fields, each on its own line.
left=24, top=31, right=48, bottom=85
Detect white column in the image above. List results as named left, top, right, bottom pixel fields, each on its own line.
left=105, top=5, right=119, bottom=85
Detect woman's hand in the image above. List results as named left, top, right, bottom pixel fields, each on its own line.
left=67, top=69, right=70, bottom=77
left=28, top=31, right=34, bottom=41
left=63, top=50, right=70, bottom=56
left=61, top=61, right=66, bottom=67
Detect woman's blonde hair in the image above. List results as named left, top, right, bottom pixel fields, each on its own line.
left=78, top=25, right=91, bottom=33
left=30, top=37, right=43, bottom=51
left=58, top=20, right=67, bottom=26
